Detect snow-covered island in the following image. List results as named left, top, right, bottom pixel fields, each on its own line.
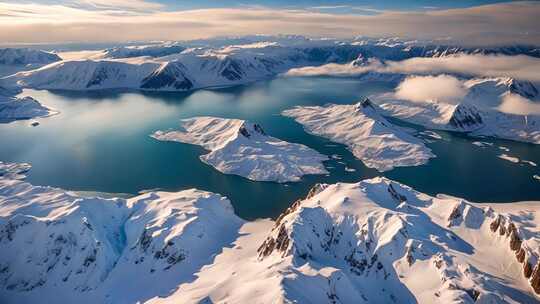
left=1, top=161, right=539, bottom=303
left=151, top=117, right=328, bottom=182
left=282, top=99, right=435, bottom=172
left=0, top=86, right=55, bottom=123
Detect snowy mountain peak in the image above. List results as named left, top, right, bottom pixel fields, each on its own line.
left=448, top=103, right=484, bottom=131
left=466, top=77, right=539, bottom=101
left=140, top=62, right=193, bottom=91
left=283, top=102, right=435, bottom=172
left=1, top=161, right=539, bottom=303
left=256, top=177, right=540, bottom=302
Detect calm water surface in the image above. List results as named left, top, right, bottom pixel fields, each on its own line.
left=1, top=77, right=539, bottom=220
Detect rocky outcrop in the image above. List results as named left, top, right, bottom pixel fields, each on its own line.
left=140, top=62, right=193, bottom=90
left=448, top=104, right=484, bottom=131
left=508, top=79, right=539, bottom=99
left=489, top=214, right=540, bottom=295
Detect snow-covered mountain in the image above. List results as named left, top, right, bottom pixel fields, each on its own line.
left=0, top=161, right=245, bottom=304
left=0, top=86, right=55, bottom=123
left=1, top=161, right=539, bottom=303
left=282, top=99, right=435, bottom=172
left=376, top=77, right=540, bottom=144
left=151, top=117, right=328, bottom=182
left=5, top=47, right=294, bottom=91
left=4, top=37, right=539, bottom=93
left=100, top=43, right=185, bottom=59
left=0, top=48, right=61, bottom=65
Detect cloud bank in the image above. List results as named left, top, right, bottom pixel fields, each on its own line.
left=286, top=54, right=540, bottom=82
left=498, top=93, right=540, bottom=115
left=394, top=75, right=467, bottom=104
left=387, top=75, right=540, bottom=115
left=0, top=1, right=539, bottom=45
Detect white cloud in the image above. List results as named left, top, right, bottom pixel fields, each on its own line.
left=382, top=55, right=540, bottom=82
left=285, top=63, right=373, bottom=77
left=286, top=54, right=540, bottom=83
left=498, top=93, right=540, bottom=115
left=0, top=1, right=538, bottom=45
left=394, top=75, right=467, bottom=104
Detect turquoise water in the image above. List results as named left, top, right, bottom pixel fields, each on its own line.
left=1, top=77, right=539, bottom=220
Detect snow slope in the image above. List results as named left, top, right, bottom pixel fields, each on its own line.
left=0, top=86, right=55, bottom=123
left=151, top=117, right=328, bottom=182
left=0, top=48, right=61, bottom=65
left=7, top=37, right=539, bottom=93
left=1, top=161, right=539, bottom=303
left=376, top=77, right=540, bottom=144
left=282, top=99, right=435, bottom=172
left=0, top=162, right=244, bottom=304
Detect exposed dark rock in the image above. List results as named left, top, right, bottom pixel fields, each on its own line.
left=530, top=262, right=540, bottom=294
left=220, top=58, right=244, bottom=81
left=509, top=227, right=522, bottom=251
left=141, top=62, right=193, bottom=90
left=490, top=215, right=502, bottom=233
left=448, top=104, right=483, bottom=130
left=524, top=261, right=533, bottom=278
left=509, top=79, right=539, bottom=99
left=388, top=184, right=407, bottom=203
left=253, top=123, right=265, bottom=135
left=516, top=247, right=526, bottom=263
left=238, top=125, right=251, bottom=138
left=86, top=67, right=110, bottom=88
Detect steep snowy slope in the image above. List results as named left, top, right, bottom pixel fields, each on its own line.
left=0, top=48, right=61, bottom=65
left=6, top=46, right=294, bottom=91
left=152, top=179, right=540, bottom=304
left=1, top=161, right=539, bottom=303
left=5, top=38, right=540, bottom=92
left=0, top=86, right=55, bottom=123
left=0, top=162, right=244, bottom=304
left=282, top=98, right=435, bottom=172
left=376, top=77, right=540, bottom=144
left=10, top=59, right=160, bottom=90
left=151, top=117, right=328, bottom=182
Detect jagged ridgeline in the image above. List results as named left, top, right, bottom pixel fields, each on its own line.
left=3, top=39, right=540, bottom=92
left=1, top=161, right=539, bottom=303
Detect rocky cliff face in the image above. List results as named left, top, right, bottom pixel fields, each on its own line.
left=448, top=103, right=484, bottom=131
left=140, top=62, right=193, bottom=90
